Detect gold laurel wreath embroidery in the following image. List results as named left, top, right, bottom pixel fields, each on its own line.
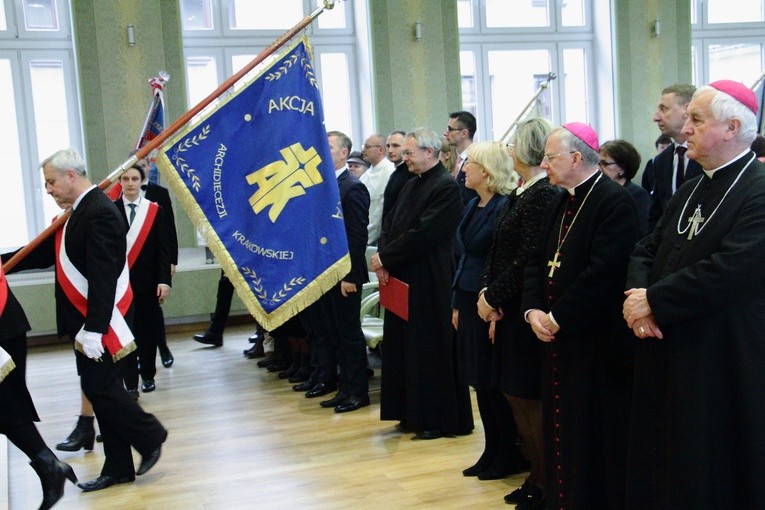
left=241, top=268, right=305, bottom=304
left=171, top=125, right=210, bottom=192
left=265, top=54, right=299, bottom=81
left=300, top=57, right=317, bottom=88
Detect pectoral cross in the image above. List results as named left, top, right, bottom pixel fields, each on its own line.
left=687, top=205, right=705, bottom=240
left=547, top=251, right=561, bottom=278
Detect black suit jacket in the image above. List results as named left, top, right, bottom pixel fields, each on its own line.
left=143, top=182, right=178, bottom=264
left=337, top=170, right=370, bottom=285
left=382, top=162, right=416, bottom=229
left=7, top=188, right=128, bottom=338
left=115, top=197, right=172, bottom=294
left=647, top=144, right=703, bottom=232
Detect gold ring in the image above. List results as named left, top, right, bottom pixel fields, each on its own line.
left=638, top=326, right=645, bottom=334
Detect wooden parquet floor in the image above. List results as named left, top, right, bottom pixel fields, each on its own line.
left=7, top=325, right=526, bottom=509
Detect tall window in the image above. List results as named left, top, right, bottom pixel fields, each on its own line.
left=458, top=0, right=597, bottom=142
left=0, top=0, right=81, bottom=251
left=691, top=0, right=765, bottom=88
left=179, top=0, right=363, bottom=142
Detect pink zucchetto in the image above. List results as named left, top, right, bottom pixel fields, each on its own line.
left=562, top=122, right=599, bottom=152
left=709, top=80, right=759, bottom=115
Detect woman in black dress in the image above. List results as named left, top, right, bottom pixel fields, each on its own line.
left=451, top=141, right=523, bottom=479
left=599, top=139, right=650, bottom=236
left=477, top=118, right=559, bottom=510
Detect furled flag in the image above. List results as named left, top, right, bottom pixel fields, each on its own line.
left=142, top=73, right=168, bottom=184
left=755, top=75, right=765, bottom=135
left=156, top=37, right=350, bottom=330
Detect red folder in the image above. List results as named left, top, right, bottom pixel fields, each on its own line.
left=379, top=277, right=409, bottom=321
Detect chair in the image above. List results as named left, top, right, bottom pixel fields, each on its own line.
left=360, top=281, right=383, bottom=349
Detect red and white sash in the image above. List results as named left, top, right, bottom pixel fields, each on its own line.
left=0, top=260, right=16, bottom=383
left=126, top=199, right=159, bottom=269
left=55, top=217, right=135, bottom=360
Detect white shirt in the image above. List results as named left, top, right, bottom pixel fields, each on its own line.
left=359, top=158, right=395, bottom=245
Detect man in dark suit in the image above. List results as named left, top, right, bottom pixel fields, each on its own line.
left=310, top=131, right=371, bottom=413
left=523, top=123, right=639, bottom=509
left=137, top=157, right=177, bottom=367
left=382, top=130, right=416, bottom=229
left=444, top=111, right=479, bottom=207
left=8, top=148, right=167, bottom=492
left=646, top=84, right=703, bottom=231
left=0, top=260, right=77, bottom=509
left=116, top=164, right=172, bottom=394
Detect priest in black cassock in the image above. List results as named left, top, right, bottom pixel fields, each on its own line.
left=623, top=80, right=765, bottom=510
left=522, top=123, right=640, bottom=509
left=371, top=127, right=473, bottom=440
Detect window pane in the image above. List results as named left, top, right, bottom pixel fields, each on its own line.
left=0, top=0, right=7, bottom=31
left=487, top=49, right=552, bottom=141
left=562, top=48, right=588, bottom=122
left=0, top=60, right=29, bottom=247
left=561, top=0, right=585, bottom=27
left=23, top=0, right=59, bottom=31
left=707, top=43, right=763, bottom=86
left=316, top=0, right=345, bottom=30
left=486, top=0, right=549, bottom=28
left=181, top=0, right=214, bottom=30
left=459, top=51, right=477, bottom=117
left=707, top=0, right=764, bottom=23
left=186, top=55, right=219, bottom=105
left=319, top=53, right=352, bottom=136
left=457, top=0, right=474, bottom=28
left=229, top=0, right=302, bottom=30
left=29, top=59, right=71, bottom=223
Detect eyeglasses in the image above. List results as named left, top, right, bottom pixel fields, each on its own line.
left=598, top=160, right=618, bottom=168
left=542, top=151, right=577, bottom=162
left=402, top=147, right=425, bottom=157
left=445, top=125, right=464, bottom=132
left=361, top=144, right=382, bottom=150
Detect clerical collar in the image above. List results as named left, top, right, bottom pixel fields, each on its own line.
left=565, top=169, right=600, bottom=196
left=72, top=185, right=97, bottom=210
left=516, top=172, right=546, bottom=195
left=335, top=166, right=347, bottom=178
left=702, top=148, right=751, bottom=177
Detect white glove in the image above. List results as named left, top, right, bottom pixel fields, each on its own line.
left=75, top=330, right=105, bottom=360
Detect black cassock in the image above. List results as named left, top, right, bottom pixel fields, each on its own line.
left=522, top=171, right=639, bottom=510
left=626, top=152, right=765, bottom=510
left=378, top=162, right=473, bottom=435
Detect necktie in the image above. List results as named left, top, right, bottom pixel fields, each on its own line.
left=128, top=203, right=136, bottom=226
left=675, top=145, right=687, bottom=191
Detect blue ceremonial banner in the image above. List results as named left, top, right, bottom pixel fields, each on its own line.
left=157, top=37, right=350, bottom=329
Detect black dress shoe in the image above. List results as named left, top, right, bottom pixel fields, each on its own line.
left=193, top=331, right=223, bottom=346
left=78, top=474, right=134, bottom=492
left=266, top=360, right=291, bottom=372
left=395, top=420, right=410, bottom=432
left=248, top=330, right=264, bottom=343
left=126, top=388, right=139, bottom=401
left=292, top=380, right=315, bottom=392
left=334, top=394, right=370, bottom=413
left=141, top=379, right=156, bottom=392
left=136, top=446, right=162, bottom=476
left=305, top=382, right=336, bottom=398
left=414, top=430, right=443, bottom=440
left=319, top=392, right=347, bottom=408
left=256, top=354, right=276, bottom=367
left=159, top=347, right=174, bottom=367
left=243, top=342, right=264, bottom=358
left=504, top=481, right=532, bottom=504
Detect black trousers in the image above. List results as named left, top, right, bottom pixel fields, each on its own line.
left=300, top=300, right=336, bottom=386
left=77, top=349, right=167, bottom=478
left=122, top=290, right=166, bottom=387
left=319, top=284, right=368, bottom=397
left=209, top=271, right=234, bottom=334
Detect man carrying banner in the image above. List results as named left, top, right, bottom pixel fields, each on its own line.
left=314, top=131, right=371, bottom=413
left=4, top=148, right=167, bottom=492
left=0, top=258, right=77, bottom=509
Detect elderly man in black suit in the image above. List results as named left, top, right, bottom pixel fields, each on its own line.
left=6, top=148, right=167, bottom=492
left=307, top=131, right=371, bottom=412
left=646, top=84, right=703, bottom=231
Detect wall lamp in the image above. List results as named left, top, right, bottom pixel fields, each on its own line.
left=127, top=24, right=136, bottom=47
left=414, top=21, right=423, bottom=42
left=652, top=19, right=661, bottom=38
